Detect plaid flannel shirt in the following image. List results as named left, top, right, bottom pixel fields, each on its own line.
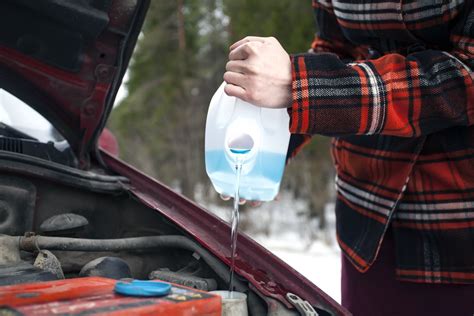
left=289, top=0, right=474, bottom=283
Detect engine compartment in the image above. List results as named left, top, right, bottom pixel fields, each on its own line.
left=0, top=172, right=225, bottom=277
left=0, top=170, right=278, bottom=315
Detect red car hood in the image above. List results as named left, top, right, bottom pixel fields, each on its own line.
left=0, top=0, right=149, bottom=167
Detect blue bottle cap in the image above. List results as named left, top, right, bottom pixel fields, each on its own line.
left=114, top=280, right=172, bottom=297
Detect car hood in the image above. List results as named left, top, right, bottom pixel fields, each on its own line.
left=0, top=0, right=149, bottom=167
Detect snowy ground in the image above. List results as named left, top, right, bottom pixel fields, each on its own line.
left=202, top=192, right=342, bottom=303
left=253, top=233, right=341, bottom=303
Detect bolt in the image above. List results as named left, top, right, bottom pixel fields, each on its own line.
left=83, top=103, right=96, bottom=116
left=95, top=65, right=111, bottom=81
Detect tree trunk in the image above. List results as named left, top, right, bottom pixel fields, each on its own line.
left=177, top=0, right=186, bottom=51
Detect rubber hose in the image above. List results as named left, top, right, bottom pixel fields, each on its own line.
left=19, top=235, right=246, bottom=291
left=19, top=235, right=267, bottom=314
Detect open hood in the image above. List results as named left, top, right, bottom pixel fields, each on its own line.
left=0, top=0, right=149, bottom=167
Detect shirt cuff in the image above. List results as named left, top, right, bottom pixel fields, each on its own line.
left=288, top=52, right=364, bottom=137
left=289, top=54, right=312, bottom=135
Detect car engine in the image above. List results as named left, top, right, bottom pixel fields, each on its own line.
left=0, top=172, right=296, bottom=315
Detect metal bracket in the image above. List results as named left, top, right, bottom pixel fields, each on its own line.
left=286, top=293, right=319, bottom=316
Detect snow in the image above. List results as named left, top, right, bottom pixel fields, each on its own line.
left=202, top=192, right=342, bottom=303
left=252, top=233, right=341, bottom=303
left=114, top=70, right=129, bottom=107
left=0, top=89, right=56, bottom=142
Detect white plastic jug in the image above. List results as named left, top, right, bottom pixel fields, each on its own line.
left=205, top=82, right=291, bottom=201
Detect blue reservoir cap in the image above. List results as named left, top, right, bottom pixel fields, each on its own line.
left=115, top=280, right=172, bottom=297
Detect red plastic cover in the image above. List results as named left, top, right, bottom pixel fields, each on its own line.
left=0, top=277, right=221, bottom=315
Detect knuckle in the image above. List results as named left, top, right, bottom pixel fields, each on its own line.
left=246, top=88, right=256, bottom=101
left=239, top=93, right=249, bottom=103
left=246, top=64, right=257, bottom=74
left=243, top=43, right=253, bottom=54
left=243, top=64, right=252, bottom=74
left=246, top=42, right=260, bottom=53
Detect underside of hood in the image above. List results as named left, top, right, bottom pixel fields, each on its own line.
left=0, top=0, right=149, bottom=168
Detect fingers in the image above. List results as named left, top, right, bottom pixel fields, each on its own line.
left=220, top=194, right=231, bottom=201
left=248, top=200, right=262, bottom=207
left=229, top=44, right=251, bottom=60
left=225, top=60, right=246, bottom=73
left=224, top=60, right=252, bottom=100
left=220, top=194, right=246, bottom=204
left=225, top=44, right=258, bottom=101
left=229, top=36, right=266, bottom=51
left=223, top=71, right=246, bottom=87
left=224, top=83, right=246, bottom=100
left=219, top=194, right=263, bottom=207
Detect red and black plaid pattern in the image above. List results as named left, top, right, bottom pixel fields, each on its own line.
left=289, top=0, right=474, bottom=283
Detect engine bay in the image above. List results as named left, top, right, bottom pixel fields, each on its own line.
left=0, top=167, right=313, bottom=315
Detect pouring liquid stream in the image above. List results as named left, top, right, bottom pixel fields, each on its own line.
left=228, top=148, right=248, bottom=298
left=227, top=133, right=254, bottom=298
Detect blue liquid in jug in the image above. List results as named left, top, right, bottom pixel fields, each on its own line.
left=205, top=150, right=286, bottom=201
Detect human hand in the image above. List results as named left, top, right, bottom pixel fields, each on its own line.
left=219, top=194, right=263, bottom=207
left=224, top=36, right=292, bottom=109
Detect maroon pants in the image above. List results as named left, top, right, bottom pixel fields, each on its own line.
left=341, top=231, right=474, bottom=316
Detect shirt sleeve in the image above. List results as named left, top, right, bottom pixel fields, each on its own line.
left=286, top=0, right=366, bottom=160
left=289, top=2, right=474, bottom=137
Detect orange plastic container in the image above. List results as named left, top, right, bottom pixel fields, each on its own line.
left=0, top=277, right=221, bottom=315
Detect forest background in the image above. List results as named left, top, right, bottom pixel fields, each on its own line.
left=108, top=0, right=335, bottom=236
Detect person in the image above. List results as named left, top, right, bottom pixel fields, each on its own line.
left=223, top=1, right=474, bottom=315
